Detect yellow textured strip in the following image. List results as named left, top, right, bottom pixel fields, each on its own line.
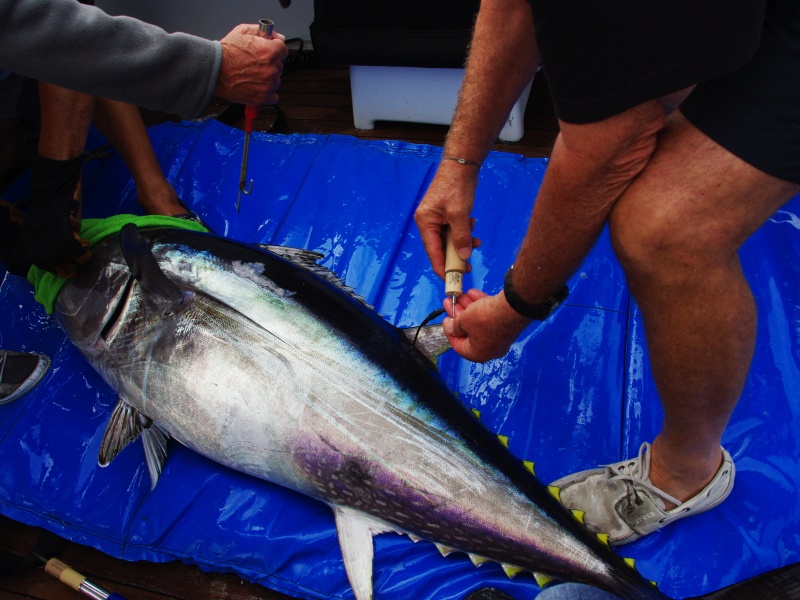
left=469, top=554, right=489, bottom=567
left=502, top=564, right=524, bottom=579
left=547, top=485, right=562, bottom=501
left=435, top=543, right=455, bottom=557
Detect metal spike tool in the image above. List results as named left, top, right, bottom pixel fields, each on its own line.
left=444, top=227, right=466, bottom=318
left=236, top=104, right=259, bottom=212
left=236, top=19, right=275, bottom=212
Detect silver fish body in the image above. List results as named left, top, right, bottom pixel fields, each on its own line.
left=53, top=225, right=668, bottom=600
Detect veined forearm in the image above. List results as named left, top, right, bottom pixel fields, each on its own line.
left=445, top=0, right=539, bottom=162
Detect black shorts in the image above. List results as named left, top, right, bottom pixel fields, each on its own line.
left=681, top=0, right=800, bottom=184
left=530, top=0, right=800, bottom=184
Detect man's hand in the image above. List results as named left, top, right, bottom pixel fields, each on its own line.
left=216, top=24, right=289, bottom=107
left=414, top=162, right=480, bottom=279
left=443, top=289, right=532, bottom=362
left=22, top=156, right=91, bottom=279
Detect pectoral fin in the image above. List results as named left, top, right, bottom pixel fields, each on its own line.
left=98, top=397, right=170, bottom=490
left=119, top=223, right=184, bottom=313
left=333, top=506, right=395, bottom=600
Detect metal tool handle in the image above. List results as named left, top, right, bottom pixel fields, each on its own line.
left=259, top=19, right=274, bottom=37
left=236, top=18, right=274, bottom=212
left=244, top=104, right=259, bottom=135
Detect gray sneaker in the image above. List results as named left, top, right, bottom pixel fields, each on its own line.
left=0, top=350, right=51, bottom=405
left=551, top=442, right=735, bottom=545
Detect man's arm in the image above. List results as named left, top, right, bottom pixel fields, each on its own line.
left=414, top=0, right=540, bottom=278
left=0, top=0, right=287, bottom=119
left=445, top=100, right=667, bottom=362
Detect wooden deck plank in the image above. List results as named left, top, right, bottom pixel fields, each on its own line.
left=0, top=515, right=296, bottom=600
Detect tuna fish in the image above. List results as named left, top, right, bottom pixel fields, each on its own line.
left=48, top=223, right=773, bottom=600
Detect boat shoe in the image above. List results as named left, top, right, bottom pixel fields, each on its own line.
left=0, top=351, right=51, bottom=405
left=551, top=442, right=735, bottom=545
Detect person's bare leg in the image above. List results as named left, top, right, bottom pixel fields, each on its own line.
left=37, top=82, right=94, bottom=160
left=610, top=112, right=800, bottom=503
left=21, top=83, right=96, bottom=276
left=92, top=98, right=183, bottom=216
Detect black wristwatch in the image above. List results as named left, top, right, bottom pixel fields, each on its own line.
left=503, top=265, right=569, bottom=321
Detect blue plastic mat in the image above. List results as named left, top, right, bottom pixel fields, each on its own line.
left=1, top=119, right=799, bottom=599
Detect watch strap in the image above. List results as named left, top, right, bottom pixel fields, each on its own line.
left=503, top=265, right=569, bottom=321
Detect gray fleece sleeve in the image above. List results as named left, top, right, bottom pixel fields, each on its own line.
left=0, top=0, right=222, bottom=119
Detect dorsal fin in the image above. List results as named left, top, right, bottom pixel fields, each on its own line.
left=98, top=397, right=171, bottom=490
left=256, top=245, right=325, bottom=267
left=256, top=244, right=373, bottom=309
left=403, top=324, right=451, bottom=365
left=401, top=308, right=451, bottom=365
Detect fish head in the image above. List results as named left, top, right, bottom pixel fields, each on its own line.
left=54, top=235, right=132, bottom=351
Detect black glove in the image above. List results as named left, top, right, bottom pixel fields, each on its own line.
left=0, top=201, right=32, bottom=276
left=22, top=155, right=91, bottom=277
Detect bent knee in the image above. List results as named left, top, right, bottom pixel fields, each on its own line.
left=610, top=199, right=678, bottom=277
left=610, top=196, right=738, bottom=285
